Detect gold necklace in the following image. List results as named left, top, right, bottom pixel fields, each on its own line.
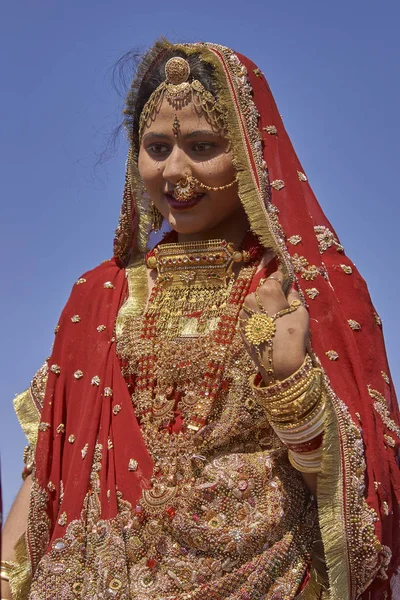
left=146, top=238, right=250, bottom=339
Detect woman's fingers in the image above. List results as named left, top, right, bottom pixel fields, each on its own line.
left=242, top=268, right=289, bottom=317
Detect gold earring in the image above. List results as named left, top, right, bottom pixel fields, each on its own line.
left=151, top=203, right=163, bottom=231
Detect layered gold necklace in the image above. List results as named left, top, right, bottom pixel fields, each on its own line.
left=119, top=234, right=263, bottom=438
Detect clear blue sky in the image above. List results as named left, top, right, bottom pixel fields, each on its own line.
left=1, top=0, right=399, bottom=516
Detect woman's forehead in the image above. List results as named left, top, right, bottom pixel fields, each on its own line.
left=142, top=98, right=215, bottom=136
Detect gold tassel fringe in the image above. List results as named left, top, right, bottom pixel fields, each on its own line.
left=13, top=389, right=40, bottom=451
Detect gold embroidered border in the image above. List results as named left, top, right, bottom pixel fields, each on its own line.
left=319, top=372, right=384, bottom=598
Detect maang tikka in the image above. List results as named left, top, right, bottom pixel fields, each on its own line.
left=138, top=56, right=226, bottom=141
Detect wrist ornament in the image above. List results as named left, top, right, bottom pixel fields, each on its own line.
left=250, top=355, right=326, bottom=472
left=0, top=561, right=16, bottom=583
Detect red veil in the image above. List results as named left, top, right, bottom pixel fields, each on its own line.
left=13, top=41, right=400, bottom=599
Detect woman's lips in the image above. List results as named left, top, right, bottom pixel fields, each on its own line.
left=165, top=193, right=205, bottom=210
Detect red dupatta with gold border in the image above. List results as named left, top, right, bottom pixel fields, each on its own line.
left=13, top=41, right=400, bottom=600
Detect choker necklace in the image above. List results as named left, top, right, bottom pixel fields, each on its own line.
left=146, top=238, right=250, bottom=288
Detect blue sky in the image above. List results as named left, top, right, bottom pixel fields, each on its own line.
left=1, top=0, right=399, bottom=516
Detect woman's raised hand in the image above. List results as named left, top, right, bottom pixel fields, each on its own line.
left=239, top=268, right=309, bottom=384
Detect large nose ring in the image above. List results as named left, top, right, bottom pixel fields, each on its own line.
left=173, top=176, right=197, bottom=202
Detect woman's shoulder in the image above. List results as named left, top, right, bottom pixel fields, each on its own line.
left=62, top=257, right=127, bottom=311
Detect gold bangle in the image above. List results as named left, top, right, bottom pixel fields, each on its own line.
left=250, top=355, right=314, bottom=398
left=268, top=399, right=326, bottom=431
left=265, top=384, right=322, bottom=419
left=0, top=571, right=10, bottom=583
left=262, top=378, right=323, bottom=423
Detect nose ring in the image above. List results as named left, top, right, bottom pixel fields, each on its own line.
left=173, top=176, right=197, bottom=202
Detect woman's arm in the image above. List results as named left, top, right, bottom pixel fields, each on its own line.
left=1, top=475, right=32, bottom=600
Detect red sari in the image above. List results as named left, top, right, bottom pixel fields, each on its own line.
left=13, top=41, right=400, bottom=599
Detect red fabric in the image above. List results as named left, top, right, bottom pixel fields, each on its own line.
left=31, top=260, right=154, bottom=568
left=29, top=45, right=400, bottom=599
left=237, top=54, right=400, bottom=598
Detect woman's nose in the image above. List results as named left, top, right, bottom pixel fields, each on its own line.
left=162, top=147, right=191, bottom=184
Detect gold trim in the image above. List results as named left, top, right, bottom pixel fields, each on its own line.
left=13, top=389, right=40, bottom=451
left=8, top=534, right=32, bottom=600
left=317, top=384, right=350, bottom=600
left=115, top=256, right=149, bottom=338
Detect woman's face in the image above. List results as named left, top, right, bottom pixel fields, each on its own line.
left=138, top=97, right=246, bottom=240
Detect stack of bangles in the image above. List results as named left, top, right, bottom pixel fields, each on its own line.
left=250, top=354, right=325, bottom=473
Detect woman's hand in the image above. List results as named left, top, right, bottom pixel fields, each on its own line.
left=239, top=268, right=309, bottom=384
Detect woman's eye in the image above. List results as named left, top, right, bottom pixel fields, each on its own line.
left=147, top=143, right=170, bottom=156
left=192, top=142, right=216, bottom=152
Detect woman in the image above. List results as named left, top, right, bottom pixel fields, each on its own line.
left=2, top=39, right=399, bottom=599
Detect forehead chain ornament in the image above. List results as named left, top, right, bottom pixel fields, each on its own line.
left=172, top=114, right=180, bottom=138
left=138, top=56, right=226, bottom=141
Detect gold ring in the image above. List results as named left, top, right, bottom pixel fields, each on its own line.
left=242, top=304, right=256, bottom=316
left=267, top=276, right=283, bottom=285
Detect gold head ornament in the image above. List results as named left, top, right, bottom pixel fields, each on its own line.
left=139, top=56, right=226, bottom=141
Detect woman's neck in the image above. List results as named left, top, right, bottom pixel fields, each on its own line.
left=177, top=207, right=249, bottom=249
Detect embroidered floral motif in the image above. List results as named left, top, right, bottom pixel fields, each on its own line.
left=128, top=458, right=138, bottom=471
left=325, top=350, right=339, bottom=361
left=47, top=481, right=55, bottom=492
left=54, top=325, right=60, bottom=334
left=108, top=438, right=113, bottom=450
left=271, top=179, right=285, bottom=191
left=253, top=68, right=263, bottom=77
left=76, top=277, right=87, bottom=285
left=382, top=501, right=389, bottom=516
left=291, top=254, right=308, bottom=271
left=113, top=404, right=121, bottom=415
left=71, top=315, right=81, bottom=323
left=263, top=125, right=277, bottom=135
left=368, top=386, right=400, bottom=439
left=104, top=387, right=113, bottom=397
left=50, top=364, right=61, bottom=375
left=56, top=423, right=65, bottom=434
left=297, top=171, right=307, bottom=182
left=384, top=434, right=395, bottom=448
left=81, top=444, right=89, bottom=459
left=348, top=319, right=361, bottom=331
left=104, top=281, right=115, bottom=289
left=74, top=370, right=84, bottom=380
left=68, top=434, right=75, bottom=444
left=305, top=288, right=319, bottom=300
left=38, top=422, right=51, bottom=432
left=91, top=375, right=100, bottom=386
left=314, top=226, right=344, bottom=254
left=287, top=235, right=302, bottom=246
left=381, top=371, right=389, bottom=384
left=97, top=324, right=107, bottom=332
left=58, top=512, right=67, bottom=526
left=291, top=254, right=320, bottom=281
left=340, top=264, right=353, bottom=275
left=374, top=313, right=382, bottom=326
